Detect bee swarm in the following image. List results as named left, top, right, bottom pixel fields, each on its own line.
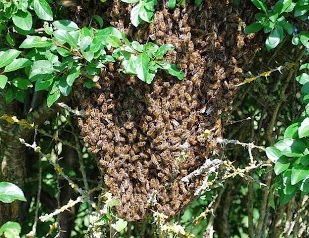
left=74, top=0, right=262, bottom=221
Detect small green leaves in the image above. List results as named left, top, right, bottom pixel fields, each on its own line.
left=124, top=0, right=156, bottom=27
left=274, top=138, right=307, bottom=157
left=33, top=0, right=53, bottom=21
left=53, top=20, right=79, bottom=31
left=291, top=165, right=309, bottom=185
left=0, top=49, right=21, bottom=68
left=266, top=26, right=283, bottom=50
left=20, top=36, right=53, bottom=48
left=0, top=75, right=8, bottom=89
left=274, top=157, right=290, bottom=175
left=244, top=22, right=264, bottom=34
left=112, top=219, right=128, bottom=232
left=251, top=0, right=268, bottom=13
left=4, top=58, right=32, bottom=72
left=299, top=118, right=309, bottom=138
left=12, top=10, right=33, bottom=31
left=164, top=64, right=185, bottom=80
left=135, top=52, right=152, bottom=83
left=265, top=146, right=282, bottom=162
left=0, top=222, right=22, bottom=238
left=47, top=90, right=61, bottom=107
left=0, top=182, right=26, bottom=203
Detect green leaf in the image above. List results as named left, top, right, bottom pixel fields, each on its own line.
left=131, top=2, right=143, bottom=27
left=0, top=222, right=21, bottom=238
left=34, top=75, right=54, bottom=91
left=12, top=10, right=32, bottom=31
left=113, top=219, right=128, bottom=232
left=92, top=15, right=104, bottom=28
left=0, top=49, right=21, bottom=68
left=299, top=117, right=309, bottom=138
left=155, top=44, right=174, bottom=58
left=29, top=60, right=54, bottom=79
left=33, top=0, right=53, bottom=21
left=79, top=35, right=92, bottom=52
left=274, top=156, right=290, bottom=175
left=131, top=41, right=144, bottom=52
left=272, top=0, right=292, bottom=14
left=244, top=22, right=264, bottom=34
left=106, top=35, right=122, bottom=48
left=300, top=63, right=309, bottom=71
left=139, top=5, right=154, bottom=23
left=5, top=33, right=15, bottom=46
left=284, top=122, right=300, bottom=139
left=278, top=18, right=294, bottom=35
left=292, top=34, right=300, bottom=45
left=20, top=36, right=53, bottom=48
left=53, top=30, right=79, bottom=48
left=291, top=165, right=309, bottom=185
left=266, top=26, right=283, bottom=50
left=274, top=138, right=307, bottom=157
left=300, top=178, right=309, bottom=193
left=251, top=0, right=268, bottom=13
left=301, top=82, right=309, bottom=95
left=300, top=154, right=309, bottom=166
left=296, top=73, right=309, bottom=85
left=135, top=52, right=151, bottom=83
left=299, top=32, right=309, bottom=48
left=47, top=90, right=61, bottom=107
left=294, top=4, right=309, bottom=17
left=66, top=67, right=80, bottom=86
left=4, top=58, right=32, bottom=72
left=56, top=47, right=71, bottom=57
left=12, top=78, right=31, bottom=90
left=5, top=88, right=14, bottom=103
left=53, top=20, right=79, bottom=31
left=122, top=58, right=137, bottom=75
left=168, top=0, right=176, bottom=9
left=0, top=182, right=26, bottom=203
left=58, top=77, right=72, bottom=96
left=164, top=64, right=185, bottom=80
left=0, top=75, right=8, bottom=89
left=265, top=146, right=282, bottom=162
left=282, top=170, right=296, bottom=195
left=82, top=51, right=94, bottom=62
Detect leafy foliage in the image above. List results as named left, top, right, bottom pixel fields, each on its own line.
left=0, top=182, right=25, bottom=237
left=0, top=0, right=183, bottom=107
left=245, top=0, right=308, bottom=50
left=266, top=62, right=309, bottom=204
left=121, top=0, right=157, bottom=27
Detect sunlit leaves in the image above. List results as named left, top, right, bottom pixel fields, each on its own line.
left=0, top=75, right=8, bottom=89
left=0, top=222, right=22, bottom=238
left=20, top=36, right=53, bottom=48
left=0, top=49, right=21, bottom=68
left=123, top=0, right=156, bottom=27
left=33, top=0, right=53, bottom=21
left=12, top=10, right=32, bottom=31
left=0, top=182, right=26, bottom=203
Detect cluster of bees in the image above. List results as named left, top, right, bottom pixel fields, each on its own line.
left=75, top=0, right=263, bottom=221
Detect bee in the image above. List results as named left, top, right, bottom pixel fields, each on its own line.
left=140, top=122, right=148, bottom=133
left=173, top=8, right=180, bottom=21
left=130, top=155, right=140, bottom=162
left=147, top=128, right=156, bottom=138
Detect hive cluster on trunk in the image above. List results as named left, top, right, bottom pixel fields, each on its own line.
left=74, top=0, right=262, bottom=221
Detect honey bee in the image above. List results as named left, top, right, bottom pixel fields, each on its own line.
left=147, top=128, right=156, bottom=138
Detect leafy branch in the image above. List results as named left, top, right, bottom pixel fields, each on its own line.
left=0, top=0, right=184, bottom=107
